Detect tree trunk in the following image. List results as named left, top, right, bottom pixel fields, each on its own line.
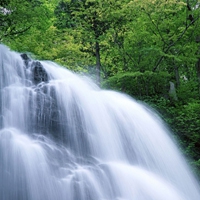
left=196, top=36, right=200, bottom=98
left=95, top=41, right=101, bottom=86
left=169, top=81, right=178, bottom=101
left=174, top=65, right=180, bottom=87
left=197, top=57, right=200, bottom=98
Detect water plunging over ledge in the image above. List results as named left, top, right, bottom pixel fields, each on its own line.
left=0, top=45, right=199, bottom=200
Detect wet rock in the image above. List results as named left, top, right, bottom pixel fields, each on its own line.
left=21, top=53, right=31, bottom=66
left=21, top=53, right=49, bottom=84
left=32, top=61, right=48, bottom=84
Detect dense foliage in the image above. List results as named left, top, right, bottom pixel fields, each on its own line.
left=0, top=0, right=51, bottom=41
left=1, top=0, right=200, bottom=177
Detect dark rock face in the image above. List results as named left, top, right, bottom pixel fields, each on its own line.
left=21, top=53, right=49, bottom=84
left=32, top=61, right=48, bottom=84
left=21, top=53, right=30, bottom=61
left=21, top=53, right=31, bottom=66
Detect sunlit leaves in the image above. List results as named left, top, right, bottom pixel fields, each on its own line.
left=0, top=0, right=51, bottom=42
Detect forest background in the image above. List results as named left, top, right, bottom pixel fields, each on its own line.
left=1, top=0, right=200, bottom=178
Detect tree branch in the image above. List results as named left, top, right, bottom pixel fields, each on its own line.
left=153, top=15, right=200, bottom=72
left=3, top=25, right=32, bottom=38
left=144, top=9, right=168, bottom=46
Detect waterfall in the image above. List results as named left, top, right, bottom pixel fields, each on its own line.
left=0, top=44, right=199, bottom=200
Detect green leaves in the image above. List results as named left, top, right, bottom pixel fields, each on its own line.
left=103, top=71, right=171, bottom=98
left=0, top=0, right=51, bottom=41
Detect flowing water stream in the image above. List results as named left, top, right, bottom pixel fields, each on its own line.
left=0, top=45, right=199, bottom=200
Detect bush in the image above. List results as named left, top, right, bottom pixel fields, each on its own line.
left=103, top=71, right=171, bottom=99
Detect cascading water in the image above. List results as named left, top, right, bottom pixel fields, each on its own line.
left=0, top=44, right=199, bottom=200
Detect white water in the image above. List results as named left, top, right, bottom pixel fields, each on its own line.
left=0, top=45, right=199, bottom=200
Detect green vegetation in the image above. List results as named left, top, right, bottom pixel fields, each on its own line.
left=1, top=0, right=200, bottom=177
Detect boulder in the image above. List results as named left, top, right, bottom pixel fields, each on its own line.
left=21, top=53, right=31, bottom=66
left=32, top=61, right=48, bottom=84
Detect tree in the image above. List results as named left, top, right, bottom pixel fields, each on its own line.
left=0, top=0, right=50, bottom=42
left=103, top=0, right=200, bottom=100
left=55, top=0, right=130, bottom=84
